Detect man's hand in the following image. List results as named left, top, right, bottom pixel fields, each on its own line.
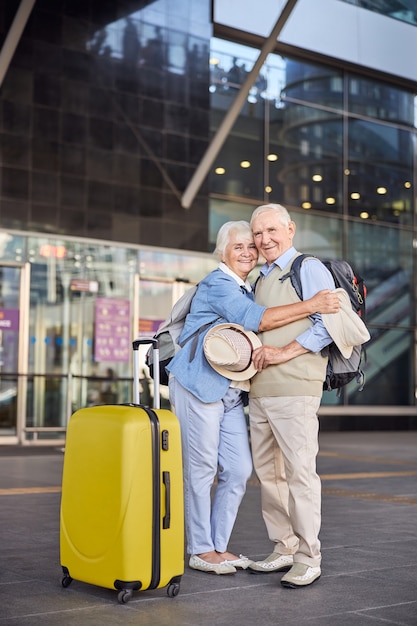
left=252, top=340, right=308, bottom=371
left=308, top=289, right=339, bottom=315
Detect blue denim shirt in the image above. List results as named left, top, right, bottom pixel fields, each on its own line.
left=166, top=268, right=266, bottom=403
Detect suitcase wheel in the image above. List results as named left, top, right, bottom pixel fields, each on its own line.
left=167, top=582, right=180, bottom=598
left=61, top=574, right=72, bottom=588
left=118, top=589, right=133, bottom=604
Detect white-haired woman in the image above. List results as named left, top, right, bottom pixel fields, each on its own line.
left=167, top=221, right=338, bottom=575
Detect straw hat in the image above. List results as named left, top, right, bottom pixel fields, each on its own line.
left=322, top=288, right=370, bottom=358
left=203, top=323, right=262, bottom=381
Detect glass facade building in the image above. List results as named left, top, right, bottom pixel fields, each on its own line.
left=0, top=0, right=416, bottom=443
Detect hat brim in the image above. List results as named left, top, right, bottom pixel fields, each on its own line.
left=204, top=323, right=262, bottom=381
left=322, top=289, right=370, bottom=358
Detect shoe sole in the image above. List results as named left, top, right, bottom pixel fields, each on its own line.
left=248, top=565, right=292, bottom=574
left=192, top=570, right=236, bottom=575
left=281, top=574, right=321, bottom=588
left=189, top=566, right=236, bottom=575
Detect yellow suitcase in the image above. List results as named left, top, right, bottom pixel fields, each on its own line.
left=60, top=339, right=184, bottom=603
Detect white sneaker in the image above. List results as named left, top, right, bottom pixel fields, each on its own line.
left=225, top=555, right=254, bottom=569
left=280, top=563, right=321, bottom=587
left=248, top=552, right=294, bottom=573
left=189, top=555, right=237, bottom=575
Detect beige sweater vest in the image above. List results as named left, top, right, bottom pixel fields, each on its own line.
left=250, top=255, right=327, bottom=398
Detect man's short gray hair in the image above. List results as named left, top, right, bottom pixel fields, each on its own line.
left=250, top=203, right=292, bottom=227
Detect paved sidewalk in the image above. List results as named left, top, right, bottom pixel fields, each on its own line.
left=1, top=430, right=416, bottom=625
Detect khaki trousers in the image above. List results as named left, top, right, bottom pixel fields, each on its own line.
left=249, top=395, right=322, bottom=567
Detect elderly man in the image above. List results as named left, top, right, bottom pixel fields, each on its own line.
left=248, top=203, right=335, bottom=588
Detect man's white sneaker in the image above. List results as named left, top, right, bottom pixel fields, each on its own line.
left=248, top=552, right=294, bottom=574
left=280, top=563, right=321, bottom=588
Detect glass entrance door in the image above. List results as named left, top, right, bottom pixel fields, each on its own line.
left=0, top=262, right=30, bottom=443
left=136, top=277, right=196, bottom=408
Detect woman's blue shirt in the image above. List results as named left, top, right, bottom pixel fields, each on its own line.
left=166, top=268, right=265, bottom=403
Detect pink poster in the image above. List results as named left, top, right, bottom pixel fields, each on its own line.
left=0, top=308, right=20, bottom=331
left=94, top=298, right=131, bottom=362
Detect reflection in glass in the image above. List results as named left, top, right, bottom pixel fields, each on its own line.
left=347, top=121, right=413, bottom=224
left=209, top=38, right=415, bottom=227
left=339, top=1, right=417, bottom=26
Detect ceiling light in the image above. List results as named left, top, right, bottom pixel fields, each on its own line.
left=265, top=186, right=272, bottom=193
left=215, top=167, right=226, bottom=175
left=302, top=202, right=312, bottom=209
left=325, top=197, right=336, bottom=205
left=240, top=161, right=251, bottom=168
left=376, top=186, right=387, bottom=194
left=360, top=212, right=369, bottom=219
left=350, top=192, right=360, bottom=200
left=312, top=174, right=322, bottom=182
left=267, top=154, right=278, bottom=162
left=404, top=181, right=411, bottom=188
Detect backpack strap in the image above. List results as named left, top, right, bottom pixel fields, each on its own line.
left=279, top=253, right=315, bottom=300
left=179, top=317, right=222, bottom=361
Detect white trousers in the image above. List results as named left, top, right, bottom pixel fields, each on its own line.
left=169, top=377, right=253, bottom=555
left=249, top=395, right=322, bottom=567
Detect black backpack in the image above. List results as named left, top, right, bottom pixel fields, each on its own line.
left=280, top=254, right=368, bottom=393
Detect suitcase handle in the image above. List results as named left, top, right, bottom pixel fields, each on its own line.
left=162, top=471, right=171, bottom=529
left=133, top=338, right=160, bottom=409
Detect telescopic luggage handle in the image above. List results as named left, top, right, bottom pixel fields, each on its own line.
left=132, top=338, right=160, bottom=409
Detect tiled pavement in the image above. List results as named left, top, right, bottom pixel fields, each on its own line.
left=1, top=430, right=416, bottom=625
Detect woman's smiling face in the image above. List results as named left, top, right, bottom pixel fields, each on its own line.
left=222, top=231, right=259, bottom=280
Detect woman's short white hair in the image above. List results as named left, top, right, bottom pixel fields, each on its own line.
left=214, top=220, right=253, bottom=261
left=250, top=203, right=292, bottom=227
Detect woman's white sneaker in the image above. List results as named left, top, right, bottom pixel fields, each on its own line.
left=189, top=554, right=237, bottom=575
left=225, top=555, right=254, bottom=569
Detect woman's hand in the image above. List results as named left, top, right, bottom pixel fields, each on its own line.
left=308, top=289, right=339, bottom=315
left=252, top=341, right=308, bottom=370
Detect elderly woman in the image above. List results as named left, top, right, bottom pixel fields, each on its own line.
left=167, top=221, right=338, bottom=575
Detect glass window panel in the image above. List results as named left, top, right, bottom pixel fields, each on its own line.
left=347, top=120, right=413, bottom=224
left=341, top=221, right=413, bottom=406
left=209, top=199, right=256, bottom=249
left=348, top=220, right=413, bottom=301
left=269, top=100, right=344, bottom=213
left=319, top=219, right=414, bottom=407
left=290, top=210, right=343, bottom=259
left=167, top=30, right=187, bottom=74
left=339, top=1, right=417, bottom=26
left=138, top=280, right=173, bottom=322
left=353, top=329, right=414, bottom=406
left=281, top=59, right=344, bottom=112
left=0, top=232, right=26, bottom=262
left=347, top=74, right=415, bottom=125
left=139, top=249, right=216, bottom=282
left=321, top=327, right=414, bottom=408
left=210, top=131, right=265, bottom=200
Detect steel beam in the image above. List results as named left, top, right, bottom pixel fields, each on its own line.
left=181, top=0, right=299, bottom=209
left=0, top=0, right=37, bottom=89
